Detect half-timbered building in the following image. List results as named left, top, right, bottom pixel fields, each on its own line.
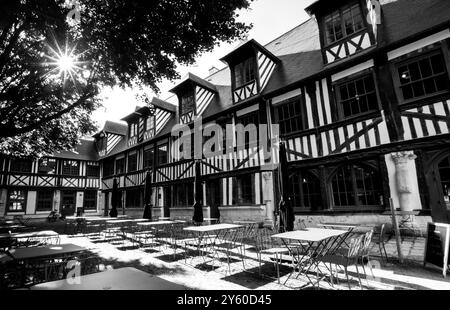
left=1, top=0, right=450, bottom=228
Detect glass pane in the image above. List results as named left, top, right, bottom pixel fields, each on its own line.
left=423, top=78, right=437, bottom=94
left=398, top=66, right=411, bottom=84
left=411, top=81, right=425, bottom=97
left=409, top=62, right=421, bottom=81
left=435, top=75, right=450, bottom=92
left=419, top=58, right=432, bottom=78
left=401, top=85, right=414, bottom=100
left=431, top=54, right=445, bottom=74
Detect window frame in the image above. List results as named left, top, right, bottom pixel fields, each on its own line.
left=273, top=96, right=307, bottom=136
left=86, top=162, right=100, bottom=177
left=83, top=190, right=98, bottom=211
left=180, top=91, right=196, bottom=118
left=234, top=57, right=257, bottom=89
left=61, top=160, right=80, bottom=176
left=129, top=121, right=138, bottom=138
left=157, top=143, right=169, bottom=166
left=115, top=157, right=125, bottom=175
left=145, top=115, right=156, bottom=135
left=127, top=153, right=138, bottom=172
left=391, top=45, right=450, bottom=105
left=143, top=147, right=154, bottom=170
left=10, top=159, right=32, bottom=173
left=322, top=2, right=366, bottom=47
left=289, top=170, right=322, bottom=212
left=7, top=189, right=27, bottom=213
left=330, top=164, right=383, bottom=210
left=38, top=158, right=56, bottom=174
left=333, top=69, right=381, bottom=120
left=36, top=189, right=54, bottom=212
left=232, top=173, right=255, bottom=205
left=102, top=158, right=115, bottom=177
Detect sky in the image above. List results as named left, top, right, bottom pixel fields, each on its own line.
left=91, top=0, right=316, bottom=129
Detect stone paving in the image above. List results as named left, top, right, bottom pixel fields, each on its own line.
left=58, top=230, right=450, bottom=290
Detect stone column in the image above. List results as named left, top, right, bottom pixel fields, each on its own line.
left=261, top=171, right=275, bottom=227
left=391, top=151, right=418, bottom=227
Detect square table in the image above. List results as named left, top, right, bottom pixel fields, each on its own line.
left=8, top=243, right=87, bottom=261
left=183, top=224, right=243, bottom=266
left=28, top=267, right=186, bottom=290
left=317, top=223, right=360, bottom=247
left=272, top=228, right=347, bottom=288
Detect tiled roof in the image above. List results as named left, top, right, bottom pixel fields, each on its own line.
left=94, top=120, right=127, bottom=137
left=53, top=139, right=99, bottom=161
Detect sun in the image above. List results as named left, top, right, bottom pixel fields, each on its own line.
left=43, top=40, right=88, bottom=84
left=57, top=54, right=75, bottom=72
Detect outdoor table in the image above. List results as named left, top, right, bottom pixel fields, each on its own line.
left=3, top=230, right=60, bottom=247
left=8, top=243, right=87, bottom=261
left=8, top=243, right=89, bottom=287
left=158, top=217, right=170, bottom=221
left=183, top=223, right=243, bottom=266
left=28, top=267, right=186, bottom=290
left=272, top=228, right=347, bottom=289
left=317, top=223, right=359, bottom=247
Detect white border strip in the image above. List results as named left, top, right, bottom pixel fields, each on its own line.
left=331, top=60, right=374, bottom=82
left=388, top=29, right=450, bottom=61
left=271, top=88, right=302, bottom=105
left=236, top=103, right=259, bottom=117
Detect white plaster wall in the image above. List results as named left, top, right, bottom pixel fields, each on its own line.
left=0, top=188, right=7, bottom=216
left=26, top=191, right=36, bottom=214
left=75, top=191, right=84, bottom=210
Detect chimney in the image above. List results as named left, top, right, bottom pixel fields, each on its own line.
left=208, top=66, right=219, bottom=76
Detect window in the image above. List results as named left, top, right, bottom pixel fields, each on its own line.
left=234, top=57, right=256, bottom=88
left=331, top=164, right=382, bottom=208
left=206, top=178, right=222, bottom=207
left=157, top=144, right=168, bottom=165
left=438, top=155, right=450, bottom=208
left=38, top=158, right=56, bottom=174
left=36, top=190, right=53, bottom=211
left=145, top=116, right=155, bottom=133
left=143, top=148, right=154, bottom=169
left=86, top=162, right=100, bottom=177
left=10, top=159, right=32, bottom=173
left=125, top=188, right=143, bottom=208
left=62, top=160, right=80, bottom=176
left=103, top=158, right=115, bottom=177
left=336, top=74, right=378, bottom=118
left=115, top=157, right=125, bottom=174
left=232, top=174, right=255, bottom=205
left=324, top=3, right=364, bottom=45
left=236, top=112, right=259, bottom=149
left=180, top=93, right=195, bottom=117
left=290, top=171, right=321, bottom=211
left=84, top=190, right=97, bottom=210
left=61, top=191, right=76, bottom=209
left=128, top=153, right=137, bottom=172
left=7, top=189, right=27, bottom=212
left=274, top=99, right=305, bottom=135
left=129, top=122, right=138, bottom=137
left=173, top=183, right=194, bottom=207
left=396, top=50, right=450, bottom=101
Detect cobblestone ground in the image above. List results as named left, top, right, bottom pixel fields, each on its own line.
left=58, top=231, right=450, bottom=290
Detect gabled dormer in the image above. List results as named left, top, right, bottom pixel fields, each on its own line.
left=93, top=121, right=127, bottom=157
left=221, top=39, right=280, bottom=104
left=306, top=0, right=380, bottom=65
left=170, top=73, right=217, bottom=124
left=122, top=97, right=176, bottom=147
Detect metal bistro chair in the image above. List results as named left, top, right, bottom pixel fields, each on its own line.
left=373, top=223, right=389, bottom=263
left=320, top=235, right=364, bottom=290
left=358, top=230, right=375, bottom=284
left=212, top=226, right=246, bottom=274
left=254, top=227, right=291, bottom=284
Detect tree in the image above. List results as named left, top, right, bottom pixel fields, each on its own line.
left=0, top=0, right=252, bottom=157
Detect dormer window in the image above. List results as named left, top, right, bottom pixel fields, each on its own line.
left=324, top=3, right=364, bottom=46
left=180, top=92, right=195, bottom=117
left=129, top=122, right=138, bottom=137
left=234, top=58, right=256, bottom=88
left=145, top=115, right=155, bottom=133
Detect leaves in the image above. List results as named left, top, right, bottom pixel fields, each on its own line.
left=0, top=0, right=252, bottom=157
